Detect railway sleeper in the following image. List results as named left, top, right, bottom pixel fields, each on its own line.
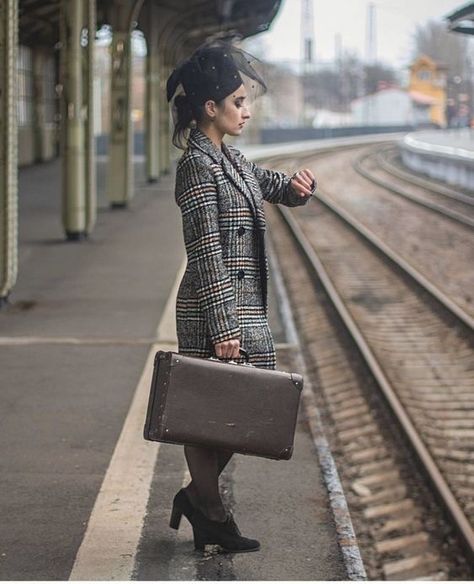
left=378, top=515, right=423, bottom=535
left=351, top=478, right=404, bottom=500
left=354, top=469, right=400, bottom=488
left=331, top=395, right=367, bottom=409
left=364, top=498, right=415, bottom=519
left=346, top=445, right=389, bottom=463
left=402, top=400, right=474, bottom=412
left=413, top=570, right=449, bottom=580
left=323, top=387, right=361, bottom=404
left=331, top=404, right=370, bottom=422
left=382, top=551, right=441, bottom=580
left=342, top=433, right=385, bottom=452
left=348, top=456, right=395, bottom=475
left=375, top=531, right=429, bottom=554
left=356, top=484, right=407, bottom=506
left=333, top=412, right=374, bottom=431
left=338, top=423, right=379, bottom=442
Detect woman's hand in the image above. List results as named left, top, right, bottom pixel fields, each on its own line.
left=290, top=169, right=317, bottom=197
left=214, top=338, right=240, bottom=359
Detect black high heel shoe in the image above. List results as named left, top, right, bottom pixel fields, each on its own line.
left=169, top=488, right=194, bottom=529
left=169, top=488, right=242, bottom=536
left=190, top=508, right=260, bottom=553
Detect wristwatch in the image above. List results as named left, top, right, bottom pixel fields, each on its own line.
left=291, top=171, right=317, bottom=194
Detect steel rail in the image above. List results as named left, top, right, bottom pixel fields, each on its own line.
left=353, top=150, right=474, bottom=230
left=275, top=197, right=474, bottom=565
left=315, top=187, right=474, bottom=331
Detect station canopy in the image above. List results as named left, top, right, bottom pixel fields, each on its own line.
left=446, top=1, right=474, bottom=35
left=18, top=0, right=283, bottom=49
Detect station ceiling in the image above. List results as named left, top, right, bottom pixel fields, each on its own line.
left=18, top=0, right=282, bottom=52
left=446, top=1, right=474, bottom=35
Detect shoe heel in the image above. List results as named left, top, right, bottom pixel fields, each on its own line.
left=193, top=527, right=208, bottom=551
left=169, top=504, right=182, bottom=530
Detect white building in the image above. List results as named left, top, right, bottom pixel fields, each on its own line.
left=312, top=109, right=354, bottom=127
left=351, top=88, right=417, bottom=126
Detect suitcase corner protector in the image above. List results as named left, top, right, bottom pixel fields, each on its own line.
left=280, top=445, right=294, bottom=460
left=290, top=373, right=304, bottom=392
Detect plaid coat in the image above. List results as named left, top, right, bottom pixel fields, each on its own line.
left=174, top=126, right=311, bottom=369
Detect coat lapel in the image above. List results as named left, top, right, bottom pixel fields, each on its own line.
left=221, top=144, right=267, bottom=231
left=187, top=127, right=265, bottom=230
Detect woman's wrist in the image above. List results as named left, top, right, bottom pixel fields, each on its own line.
left=290, top=171, right=316, bottom=194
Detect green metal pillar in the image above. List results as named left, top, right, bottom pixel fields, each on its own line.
left=164, top=62, right=171, bottom=170
left=0, top=0, right=18, bottom=305
left=60, top=0, right=87, bottom=240
left=106, top=31, right=133, bottom=206
left=32, top=48, right=48, bottom=162
left=144, top=6, right=160, bottom=183
left=158, top=57, right=171, bottom=175
left=84, top=0, right=97, bottom=232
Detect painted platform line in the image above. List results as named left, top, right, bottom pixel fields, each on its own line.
left=68, top=258, right=186, bottom=580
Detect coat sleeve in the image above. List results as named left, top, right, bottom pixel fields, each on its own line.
left=175, top=156, right=241, bottom=345
left=228, top=146, right=315, bottom=207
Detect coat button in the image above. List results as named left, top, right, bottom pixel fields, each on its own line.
left=237, top=269, right=245, bottom=280
left=238, top=225, right=245, bottom=236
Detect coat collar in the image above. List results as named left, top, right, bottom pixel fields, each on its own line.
left=187, top=127, right=265, bottom=229
left=187, top=126, right=225, bottom=164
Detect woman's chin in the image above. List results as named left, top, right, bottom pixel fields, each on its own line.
left=229, top=127, right=242, bottom=136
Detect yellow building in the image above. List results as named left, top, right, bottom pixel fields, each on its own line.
left=408, top=55, right=447, bottom=127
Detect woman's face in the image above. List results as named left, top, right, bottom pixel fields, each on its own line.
left=212, top=84, right=251, bottom=136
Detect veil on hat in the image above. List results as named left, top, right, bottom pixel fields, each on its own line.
left=166, top=38, right=268, bottom=126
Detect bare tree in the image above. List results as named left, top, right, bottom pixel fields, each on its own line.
left=411, top=20, right=470, bottom=79
left=364, top=63, right=398, bottom=94
left=302, top=51, right=398, bottom=113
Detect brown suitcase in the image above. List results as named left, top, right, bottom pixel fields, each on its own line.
left=143, top=350, right=303, bottom=460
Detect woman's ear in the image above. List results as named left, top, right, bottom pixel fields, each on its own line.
left=204, top=99, right=217, bottom=119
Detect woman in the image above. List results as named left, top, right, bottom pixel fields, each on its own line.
left=166, top=40, right=316, bottom=553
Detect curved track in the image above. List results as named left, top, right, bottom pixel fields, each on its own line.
left=353, top=145, right=474, bottom=229
left=376, top=144, right=474, bottom=206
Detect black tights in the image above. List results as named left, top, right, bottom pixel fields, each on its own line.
left=183, top=445, right=233, bottom=521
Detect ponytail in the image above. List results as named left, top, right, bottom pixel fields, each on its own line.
left=171, top=93, right=224, bottom=150
left=172, top=94, right=200, bottom=150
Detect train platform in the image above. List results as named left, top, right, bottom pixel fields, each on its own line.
left=400, top=128, right=474, bottom=190
left=0, top=155, right=362, bottom=580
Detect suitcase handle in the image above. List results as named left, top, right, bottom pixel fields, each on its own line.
left=210, top=347, right=250, bottom=363
left=238, top=347, right=249, bottom=362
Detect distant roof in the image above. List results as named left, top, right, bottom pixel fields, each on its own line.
left=408, top=90, right=439, bottom=106
left=446, top=1, right=474, bottom=34
left=409, top=54, right=448, bottom=70
left=350, top=86, right=406, bottom=105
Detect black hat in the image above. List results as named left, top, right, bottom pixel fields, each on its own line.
left=166, top=39, right=267, bottom=107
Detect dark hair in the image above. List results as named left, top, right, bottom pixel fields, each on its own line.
left=172, top=93, right=224, bottom=150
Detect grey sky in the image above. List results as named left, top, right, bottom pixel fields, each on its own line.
left=257, top=0, right=470, bottom=67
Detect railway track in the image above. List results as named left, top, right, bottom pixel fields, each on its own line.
left=260, top=148, right=474, bottom=579
left=353, top=145, right=474, bottom=229
left=270, top=144, right=474, bottom=319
